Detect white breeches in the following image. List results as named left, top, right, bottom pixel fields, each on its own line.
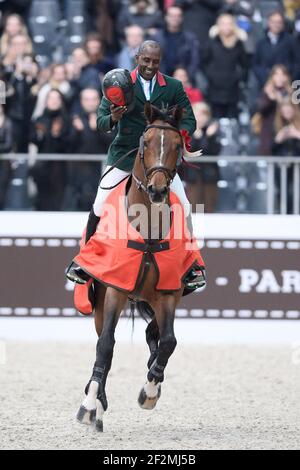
left=93, top=166, right=191, bottom=218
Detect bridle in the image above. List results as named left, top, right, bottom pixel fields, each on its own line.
left=99, top=123, right=184, bottom=192
left=132, top=123, right=183, bottom=194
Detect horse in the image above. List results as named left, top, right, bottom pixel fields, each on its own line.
left=76, top=102, right=203, bottom=432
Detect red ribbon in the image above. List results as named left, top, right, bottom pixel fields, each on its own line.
left=180, top=129, right=201, bottom=171
left=180, top=129, right=192, bottom=151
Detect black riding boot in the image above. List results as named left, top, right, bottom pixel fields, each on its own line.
left=66, top=209, right=100, bottom=284
left=183, top=213, right=206, bottom=290
left=84, top=208, right=101, bottom=244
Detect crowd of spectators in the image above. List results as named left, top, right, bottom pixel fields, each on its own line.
left=1, top=0, right=300, bottom=213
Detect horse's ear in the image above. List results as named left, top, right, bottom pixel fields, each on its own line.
left=172, top=106, right=183, bottom=124
left=144, top=102, right=154, bottom=123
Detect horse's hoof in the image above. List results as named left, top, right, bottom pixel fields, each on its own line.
left=138, top=384, right=161, bottom=410
left=76, top=405, right=96, bottom=425
left=95, top=419, right=103, bottom=432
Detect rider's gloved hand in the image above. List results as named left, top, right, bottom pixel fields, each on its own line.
left=110, top=104, right=127, bottom=123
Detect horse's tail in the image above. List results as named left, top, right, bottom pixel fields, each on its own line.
left=128, top=300, right=155, bottom=338
left=136, top=301, right=155, bottom=322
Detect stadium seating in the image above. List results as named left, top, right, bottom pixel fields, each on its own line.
left=216, top=118, right=268, bottom=213
left=62, top=0, right=88, bottom=57
left=28, top=0, right=61, bottom=66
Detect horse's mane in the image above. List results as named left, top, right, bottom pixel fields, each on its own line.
left=144, top=103, right=183, bottom=129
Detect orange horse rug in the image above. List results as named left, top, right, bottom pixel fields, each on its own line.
left=73, top=177, right=205, bottom=314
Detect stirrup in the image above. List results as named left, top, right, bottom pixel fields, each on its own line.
left=185, top=267, right=206, bottom=289
left=186, top=274, right=206, bottom=289
left=66, top=267, right=90, bottom=285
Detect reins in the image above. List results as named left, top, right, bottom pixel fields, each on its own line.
left=99, top=147, right=139, bottom=190
left=99, top=122, right=197, bottom=192
left=99, top=123, right=182, bottom=192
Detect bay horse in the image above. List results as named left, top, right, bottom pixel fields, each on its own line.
left=76, top=102, right=202, bottom=432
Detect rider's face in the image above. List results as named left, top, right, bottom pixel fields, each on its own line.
left=135, top=47, right=161, bottom=81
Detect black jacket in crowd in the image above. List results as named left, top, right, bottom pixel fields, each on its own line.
left=29, top=108, right=70, bottom=211
left=253, top=31, right=297, bottom=88
left=272, top=137, right=300, bottom=157
left=6, top=75, right=36, bottom=119
left=0, top=116, right=13, bottom=209
left=203, top=36, right=248, bottom=106
left=190, top=124, right=221, bottom=184
left=293, top=33, right=300, bottom=84
left=69, top=111, right=113, bottom=155
left=5, top=74, right=37, bottom=151
left=0, top=116, right=13, bottom=153
left=30, top=108, right=70, bottom=154
left=154, top=28, right=200, bottom=79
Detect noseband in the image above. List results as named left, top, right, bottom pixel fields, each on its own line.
left=132, top=124, right=183, bottom=193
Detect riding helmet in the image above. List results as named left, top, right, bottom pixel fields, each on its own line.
left=102, top=68, right=135, bottom=112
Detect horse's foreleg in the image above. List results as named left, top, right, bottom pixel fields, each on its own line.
left=77, top=282, right=106, bottom=426
left=138, top=297, right=177, bottom=410
left=93, top=281, right=106, bottom=336
left=90, top=288, right=126, bottom=431
left=77, top=287, right=126, bottom=431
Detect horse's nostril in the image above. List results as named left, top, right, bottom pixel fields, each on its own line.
left=152, top=186, right=167, bottom=195
left=148, top=185, right=168, bottom=203
left=148, top=184, right=154, bottom=194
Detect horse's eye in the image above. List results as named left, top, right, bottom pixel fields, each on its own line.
left=144, top=141, right=148, bottom=148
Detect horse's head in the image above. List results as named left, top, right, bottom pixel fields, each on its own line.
left=133, top=103, right=184, bottom=204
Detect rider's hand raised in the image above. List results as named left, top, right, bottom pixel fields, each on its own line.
left=110, top=104, right=127, bottom=123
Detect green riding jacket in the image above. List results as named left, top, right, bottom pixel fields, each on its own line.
left=96, top=68, right=196, bottom=171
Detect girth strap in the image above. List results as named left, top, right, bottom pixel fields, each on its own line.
left=127, top=240, right=170, bottom=253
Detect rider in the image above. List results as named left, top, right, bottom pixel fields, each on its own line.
left=67, top=40, right=205, bottom=289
